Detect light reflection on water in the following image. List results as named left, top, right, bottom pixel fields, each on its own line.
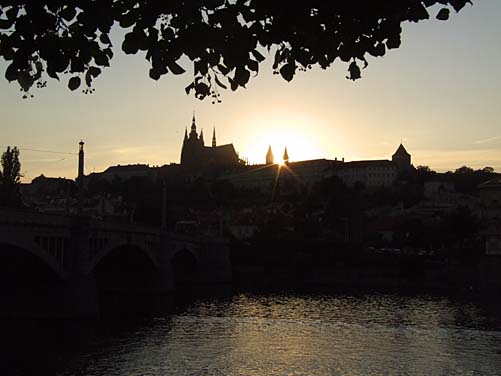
left=31, top=294, right=501, bottom=375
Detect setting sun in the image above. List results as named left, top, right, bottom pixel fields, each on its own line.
left=236, top=110, right=333, bottom=165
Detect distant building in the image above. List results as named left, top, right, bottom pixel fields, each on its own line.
left=20, top=175, right=76, bottom=214
left=479, top=178, right=501, bottom=213
left=334, top=144, right=412, bottom=188
left=95, top=164, right=152, bottom=182
left=180, top=115, right=240, bottom=170
left=335, top=160, right=397, bottom=188
left=226, top=158, right=342, bottom=192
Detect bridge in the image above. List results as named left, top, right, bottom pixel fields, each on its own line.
left=0, top=209, right=232, bottom=318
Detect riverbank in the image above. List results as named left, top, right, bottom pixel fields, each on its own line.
left=231, top=246, right=501, bottom=296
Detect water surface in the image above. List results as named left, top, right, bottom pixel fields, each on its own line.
left=4, top=293, right=501, bottom=376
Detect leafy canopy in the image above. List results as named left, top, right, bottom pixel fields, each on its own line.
left=0, top=0, right=471, bottom=100
left=0, top=146, right=22, bottom=206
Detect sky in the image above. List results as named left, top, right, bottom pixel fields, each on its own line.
left=1, top=1, right=501, bottom=182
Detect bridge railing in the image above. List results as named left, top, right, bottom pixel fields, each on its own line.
left=0, top=208, right=72, bottom=227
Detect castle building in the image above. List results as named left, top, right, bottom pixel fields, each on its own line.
left=335, top=143, right=413, bottom=188
left=334, top=160, right=397, bottom=188
left=180, top=115, right=239, bottom=170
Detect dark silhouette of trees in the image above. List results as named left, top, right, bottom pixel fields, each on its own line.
left=414, top=165, right=437, bottom=183
left=0, top=1, right=472, bottom=99
left=0, top=146, right=22, bottom=207
left=447, top=165, right=498, bottom=195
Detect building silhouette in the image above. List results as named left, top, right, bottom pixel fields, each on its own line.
left=82, top=115, right=413, bottom=193
left=266, top=145, right=274, bottom=165
left=392, top=143, right=412, bottom=173
left=180, top=115, right=239, bottom=170
left=335, top=144, right=412, bottom=188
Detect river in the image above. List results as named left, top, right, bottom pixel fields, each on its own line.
left=3, top=292, right=501, bottom=375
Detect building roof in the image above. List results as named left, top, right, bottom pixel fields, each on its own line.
left=104, top=164, right=150, bottom=173
left=337, top=160, right=395, bottom=169
left=208, top=144, right=238, bottom=165
left=392, top=143, right=410, bottom=157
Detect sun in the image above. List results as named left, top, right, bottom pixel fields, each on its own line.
left=237, top=110, right=330, bottom=165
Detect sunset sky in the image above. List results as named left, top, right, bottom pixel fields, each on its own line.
left=1, top=0, right=500, bottom=182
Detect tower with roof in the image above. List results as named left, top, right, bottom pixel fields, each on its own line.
left=392, top=143, right=411, bottom=172
left=283, top=147, right=289, bottom=164
left=266, top=145, right=274, bottom=165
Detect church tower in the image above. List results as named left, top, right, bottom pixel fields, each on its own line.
left=392, top=143, right=411, bottom=172
left=180, top=113, right=239, bottom=170
left=283, top=147, right=289, bottom=164
left=181, top=113, right=204, bottom=167
left=266, top=145, right=274, bottom=165
left=189, top=114, right=198, bottom=140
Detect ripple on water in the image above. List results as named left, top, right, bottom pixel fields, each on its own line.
left=51, top=293, right=501, bottom=376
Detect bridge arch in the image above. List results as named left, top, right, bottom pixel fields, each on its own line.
left=0, top=240, right=67, bottom=280
left=0, top=241, right=71, bottom=318
left=91, top=243, right=160, bottom=315
left=171, top=248, right=199, bottom=287
left=88, top=240, right=158, bottom=275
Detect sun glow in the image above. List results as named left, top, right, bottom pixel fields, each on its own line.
left=237, top=110, right=334, bottom=165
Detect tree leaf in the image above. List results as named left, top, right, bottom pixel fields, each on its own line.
left=214, top=74, right=227, bottom=89
left=149, top=67, right=161, bottom=80
left=252, top=49, right=265, bottom=62
left=386, top=36, right=401, bottom=50
left=247, top=59, right=259, bottom=72
left=0, top=19, right=14, bottom=30
left=85, top=70, right=92, bottom=86
left=436, top=8, right=450, bottom=21
left=122, top=33, right=139, bottom=55
left=234, top=66, right=250, bottom=86
left=185, top=82, right=195, bottom=95
left=89, top=66, right=102, bottom=77
left=347, top=61, right=361, bottom=81
left=94, top=52, right=110, bottom=67
left=167, top=61, right=185, bottom=75
left=229, top=78, right=238, bottom=91
left=6, top=7, right=19, bottom=20
left=100, top=33, right=111, bottom=45
left=5, top=63, right=18, bottom=82
left=68, top=76, right=81, bottom=91
left=47, top=68, right=60, bottom=80
left=279, top=63, right=295, bottom=82
left=60, top=6, right=76, bottom=22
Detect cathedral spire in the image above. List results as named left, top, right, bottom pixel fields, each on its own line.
left=189, top=112, right=197, bottom=139
left=184, top=127, right=188, bottom=142
left=212, top=127, right=217, bottom=147
left=283, top=146, right=289, bottom=163
left=200, top=128, right=204, bottom=144
left=266, top=145, right=274, bottom=165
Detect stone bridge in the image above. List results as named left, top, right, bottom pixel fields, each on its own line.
left=0, top=209, right=232, bottom=318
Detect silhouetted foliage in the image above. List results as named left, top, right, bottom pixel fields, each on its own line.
left=414, top=165, right=437, bottom=183
left=448, top=166, right=498, bottom=195
left=0, top=0, right=471, bottom=99
left=0, top=146, right=22, bottom=207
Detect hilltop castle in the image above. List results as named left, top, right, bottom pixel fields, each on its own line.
left=180, top=115, right=240, bottom=170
